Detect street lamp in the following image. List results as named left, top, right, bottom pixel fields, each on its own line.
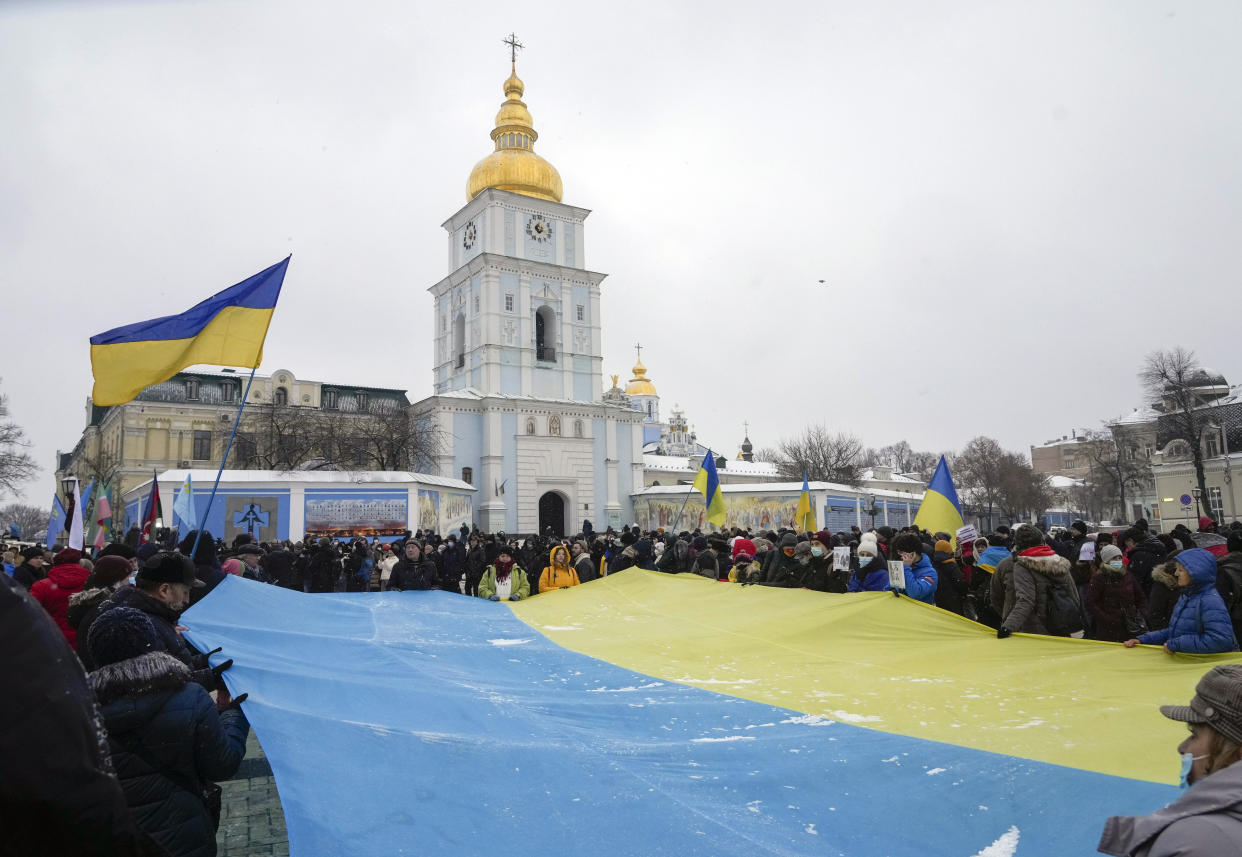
left=863, top=494, right=879, bottom=528
left=1191, top=486, right=1203, bottom=522
left=60, top=475, right=76, bottom=498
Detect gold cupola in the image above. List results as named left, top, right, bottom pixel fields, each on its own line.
left=625, top=358, right=657, bottom=397
left=466, top=64, right=563, bottom=202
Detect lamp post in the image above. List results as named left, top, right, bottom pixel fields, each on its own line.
left=1191, top=486, right=1202, bottom=524
left=864, top=494, right=879, bottom=528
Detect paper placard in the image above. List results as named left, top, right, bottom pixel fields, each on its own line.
left=955, top=525, right=977, bottom=545
left=887, top=560, right=906, bottom=591
left=833, top=547, right=851, bottom=571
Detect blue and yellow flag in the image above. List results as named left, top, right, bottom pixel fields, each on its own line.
left=913, top=454, right=964, bottom=538
left=691, top=449, right=725, bottom=527
left=89, top=257, right=290, bottom=406
left=793, top=470, right=816, bottom=532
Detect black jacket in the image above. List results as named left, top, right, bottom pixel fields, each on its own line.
left=96, top=588, right=215, bottom=692
left=261, top=549, right=297, bottom=589
left=92, top=652, right=248, bottom=857
left=0, top=576, right=164, bottom=857
left=388, top=557, right=439, bottom=591
left=307, top=548, right=341, bottom=593
left=12, top=560, right=46, bottom=590
left=1127, top=536, right=1168, bottom=593
left=932, top=554, right=968, bottom=615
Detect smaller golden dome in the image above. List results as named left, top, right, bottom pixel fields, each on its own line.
left=466, top=63, right=563, bottom=202
left=625, top=358, right=658, bottom=397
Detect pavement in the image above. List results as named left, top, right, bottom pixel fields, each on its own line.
left=217, top=732, right=289, bottom=856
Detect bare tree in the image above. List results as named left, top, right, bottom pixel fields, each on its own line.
left=995, top=453, right=1054, bottom=523
left=774, top=426, right=864, bottom=485
left=862, top=441, right=944, bottom=482
left=1, top=503, right=49, bottom=541
left=1139, top=348, right=1214, bottom=516
left=956, top=436, right=1007, bottom=529
left=1084, top=428, right=1151, bottom=521
left=0, top=381, right=38, bottom=498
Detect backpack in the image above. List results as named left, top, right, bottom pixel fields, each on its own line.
left=1044, top=577, right=1086, bottom=637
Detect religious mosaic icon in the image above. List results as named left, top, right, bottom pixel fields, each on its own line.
left=462, top=221, right=477, bottom=250
left=526, top=215, right=552, bottom=242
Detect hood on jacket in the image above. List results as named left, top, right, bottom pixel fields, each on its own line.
left=69, top=586, right=114, bottom=611
left=548, top=545, right=570, bottom=567
left=1151, top=561, right=1180, bottom=591
left=1098, top=761, right=1242, bottom=856
left=47, top=562, right=91, bottom=589
left=89, top=651, right=190, bottom=709
left=1014, top=551, right=1072, bottom=581
left=1174, top=547, right=1219, bottom=592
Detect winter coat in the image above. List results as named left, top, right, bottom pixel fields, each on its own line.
left=29, top=560, right=91, bottom=648
left=539, top=546, right=581, bottom=592
left=1147, top=563, right=1179, bottom=632
left=307, top=547, right=341, bottom=593
left=572, top=552, right=597, bottom=583
left=932, top=553, right=967, bottom=614
left=1138, top=549, right=1238, bottom=653
left=67, top=585, right=121, bottom=671
left=804, top=544, right=848, bottom=593
left=992, top=548, right=1075, bottom=635
left=847, top=555, right=892, bottom=592
left=1127, top=535, right=1169, bottom=593
left=388, top=556, right=440, bottom=591
left=1086, top=568, right=1148, bottom=643
left=262, top=548, right=297, bottom=588
left=12, top=559, right=46, bottom=590
left=1, top=575, right=165, bottom=857
left=902, top=554, right=939, bottom=604
left=477, top=565, right=531, bottom=601
left=1098, top=758, right=1242, bottom=856
left=97, top=585, right=200, bottom=670
left=92, top=652, right=248, bottom=857
left=762, top=551, right=807, bottom=588
left=439, top=541, right=466, bottom=591
left=657, top=540, right=692, bottom=574
left=464, top=546, right=489, bottom=595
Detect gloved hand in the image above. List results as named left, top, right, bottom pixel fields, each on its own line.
left=223, top=692, right=248, bottom=711
left=997, top=627, right=1012, bottom=639
left=509, top=594, right=520, bottom=601
left=210, top=658, right=234, bottom=691
left=192, top=646, right=223, bottom=669
left=891, top=588, right=902, bottom=598
left=489, top=595, right=500, bottom=602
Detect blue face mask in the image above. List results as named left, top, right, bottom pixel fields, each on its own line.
left=1108, top=560, right=1124, bottom=571
left=811, top=547, right=824, bottom=557
left=1180, top=753, right=1207, bottom=789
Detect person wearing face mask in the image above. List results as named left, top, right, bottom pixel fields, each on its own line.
left=847, top=533, right=891, bottom=592
left=1087, top=545, right=1148, bottom=643
left=1124, top=549, right=1238, bottom=654
left=1098, top=665, right=1242, bottom=855
left=762, top=533, right=805, bottom=588
left=478, top=547, right=530, bottom=602
left=804, top=537, right=846, bottom=593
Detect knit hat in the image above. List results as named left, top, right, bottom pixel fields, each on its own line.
left=20, top=545, right=44, bottom=561
left=136, top=543, right=160, bottom=563
left=794, top=541, right=812, bottom=557
left=87, top=606, right=160, bottom=668
left=731, top=538, right=756, bottom=560
left=53, top=548, right=82, bottom=565
left=1160, top=665, right=1242, bottom=746
left=1069, top=520, right=1088, bottom=536
left=857, top=533, right=879, bottom=557
left=779, top=533, right=798, bottom=549
left=85, top=555, right=133, bottom=589
left=1013, top=526, right=1044, bottom=552
left=934, top=539, right=952, bottom=556
left=221, top=558, right=244, bottom=576
left=1099, top=544, right=1123, bottom=564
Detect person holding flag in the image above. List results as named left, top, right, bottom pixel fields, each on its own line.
left=793, top=471, right=817, bottom=533
left=691, top=450, right=726, bottom=529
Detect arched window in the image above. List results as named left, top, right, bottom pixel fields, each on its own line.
left=453, top=314, right=466, bottom=369
left=646, top=401, right=653, bottom=418
left=574, top=419, right=584, bottom=438
left=535, top=305, right=556, bottom=362
left=549, top=415, right=561, bottom=436
left=526, top=418, right=536, bottom=435
left=274, top=386, right=288, bottom=405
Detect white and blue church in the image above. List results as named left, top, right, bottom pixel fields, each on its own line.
left=411, top=61, right=646, bottom=535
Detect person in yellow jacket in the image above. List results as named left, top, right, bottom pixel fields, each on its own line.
left=539, top=544, right=581, bottom=593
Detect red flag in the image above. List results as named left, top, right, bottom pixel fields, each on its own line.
left=140, top=472, right=161, bottom=545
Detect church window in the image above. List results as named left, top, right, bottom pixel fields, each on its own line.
left=646, top=402, right=653, bottom=418
left=576, top=304, right=584, bottom=321
left=535, top=306, right=556, bottom=362
left=453, top=314, right=466, bottom=369
left=323, top=389, right=338, bottom=409
left=274, top=386, right=288, bottom=405
left=549, top=415, right=561, bottom=436
left=526, top=418, right=536, bottom=435
left=505, top=293, right=514, bottom=312
left=461, top=467, right=473, bottom=485
left=574, top=419, right=584, bottom=438
left=185, top=379, right=200, bottom=400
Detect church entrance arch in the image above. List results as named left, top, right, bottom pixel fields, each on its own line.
left=538, top=491, right=566, bottom=537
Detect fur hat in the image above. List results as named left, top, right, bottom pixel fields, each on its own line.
left=1013, top=526, right=1044, bottom=552
left=1099, top=544, right=1123, bottom=564
left=1069, top=520, right=1088, bottom=536
left=85, top=555, right=133, bottom=589
left=53, top=548, right=82, bottom=565
left=87, top=606, right=160, bottom=668
left=237, top=543, right=264, bottom=557
left=857, top=533, right=879, bottom=557
left=20, top=545, right=44, bottom=561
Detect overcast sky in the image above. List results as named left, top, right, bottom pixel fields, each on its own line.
left=4, top=0, right=1241, bottom=507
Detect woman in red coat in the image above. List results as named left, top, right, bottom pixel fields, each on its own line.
left=30, top=548, right=91, bottom=649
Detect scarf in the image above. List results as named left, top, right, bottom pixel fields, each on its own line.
left=1018, top=545, right=1056, bottom=558
left=495, top=558, right=514, bottom=581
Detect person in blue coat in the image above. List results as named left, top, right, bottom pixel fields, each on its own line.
left=847, top=533, right=891, bottom=592
left=892, top=532, right=938, bottom=604
left=1125, top=548, right=1239, bottom=654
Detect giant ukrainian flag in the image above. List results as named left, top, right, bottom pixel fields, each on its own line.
left=913, top=454, right=964, bottom=537
left=89, top=257, right=290, bottom=406
left=182, top=573, right=1242, bottom=857
left=691, top=448, right=726, bottom=527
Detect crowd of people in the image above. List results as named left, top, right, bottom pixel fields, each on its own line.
left=5, top=511, right=1242, bottom=855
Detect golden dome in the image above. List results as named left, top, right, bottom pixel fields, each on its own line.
left=466, top=64, right=563, bottom=202
left=625, top=358, right=658, bottom=397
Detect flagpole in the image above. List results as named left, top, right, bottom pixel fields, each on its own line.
left=670, top=448, right=710, bottom=534
left=190, top=365, right=258, bottom=560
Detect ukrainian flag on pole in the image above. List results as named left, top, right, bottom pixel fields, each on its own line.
left=90, top=257, right=290, bottom=407
left=692, top=450, right=726, bottom=527
left=913, top=455, right=964, bottom=539
left=794, top=470, right=816, bottom=533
